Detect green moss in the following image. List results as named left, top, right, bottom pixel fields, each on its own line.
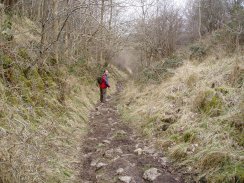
left=2, top=18, right=12, bottom=30
left=19, top=75, right=32, bottom=87
left=5, top=89, right=19, bottom=104
left=63, top=170, right=71, bottom=177
left=162, top=56, right=183, bottom=69
left=170, top=134, right=180, bottom=142
left=233, top=132, right=244, bottom=147
left=0, top=110, right=6, bottom=118
left=1, top=18, right=13, bottom=41
left=0, top=54, right=13, bottom=69
left=215, top=87, right=229, bottom=95
left=205, top=95, right=222, bottom=114
left=183, top=131, right=196, bottom=143
left=21, top=87, right=32, bottom=103
left=35, top=107, right=44, bottom=116
left=29, top=67, right=45, bottom=91
left=197, top=90, right=223, bottom=116
left=189, top=44, right=207, bottom=61
left=18, top=48, right=31, bottom=60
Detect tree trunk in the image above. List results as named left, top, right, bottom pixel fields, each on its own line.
left=198, top=0, right=202, bottom=40
left=100, top=0, right=105, bottom=63
left=52, top=0, right=59, bottom=63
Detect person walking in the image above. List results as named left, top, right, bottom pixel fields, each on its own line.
left=99, top=70, right=110, bottom=103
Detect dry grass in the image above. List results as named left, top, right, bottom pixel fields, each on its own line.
left=0, top=77, right=94, bottom=183
left=119, top=54, right=244, bottom=182
left=0, top=66, right=120, bottom=183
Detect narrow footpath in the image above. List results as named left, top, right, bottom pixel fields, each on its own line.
left=79, top=84, right=185, bottom=183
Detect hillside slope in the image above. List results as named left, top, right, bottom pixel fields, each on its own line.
left=0, top=16, right=125, bottom=183
left=119, top=49, right=244, bottom=182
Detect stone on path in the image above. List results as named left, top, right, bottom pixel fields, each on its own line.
left=116, top=168, right=124, bottom=175
left=118, top=176, right=132, bottom=183
left=134, top=148, right=143, bottom=155
left=96, top=162, right=108, bottom=170
left=160, top=157, right=169, bottom=166
left=143, top=168, right=161, bottom=181
left=104, top=149, right=114, bottom=158
left=90, top=159, right=99, bottom=167
left=103, top=140, right=111, bottom=144
left=108, top=117, right=113, bottom=121
left=115, top=147, right=123, bottom=154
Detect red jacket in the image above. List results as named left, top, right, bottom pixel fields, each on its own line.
left=100, top=74, right=110, bottom=89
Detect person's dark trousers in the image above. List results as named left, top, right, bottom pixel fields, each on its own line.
left=100, top=88, right=107, bottom=102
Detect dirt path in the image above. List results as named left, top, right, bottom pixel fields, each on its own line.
left=79, top=84, right=185, bottom=183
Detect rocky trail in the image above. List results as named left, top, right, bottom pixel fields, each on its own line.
left=79, top=84, right=186, bottom=183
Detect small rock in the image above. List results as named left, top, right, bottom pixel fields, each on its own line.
left=108, top=117, right=113, bottom=121
left=115, top=148, right=123, bottom=154
left=116, top=168, right=124, bottom=175
left=134, top=148, right=143, bottom=155
left=118, top=176, right=132, bottom=183
left=96, top=162, right=107, bottom=170
left=104, top=149, right=114, bottom=158
left=111, top=121, right=118, bottom=125
left=83, top=152, right=92, bottom=158
left=152, top=152, right=161, bottom=157
left=103, top=140, right=111, bottom=144
left=90, top=159, right=99, bottom=167
left=98, top=143, right=106, bottom=148
left=135, top=143, right=142, bottom=148
left=160, top=157, right=169, bottom=166
left=187, top=166, right=193, bottom=172
left=143, top=168, right=161, bottom=181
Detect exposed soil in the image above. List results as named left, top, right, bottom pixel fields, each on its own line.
left=79, top=83, right=186, bottom=183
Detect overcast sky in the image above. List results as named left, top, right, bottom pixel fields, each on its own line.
left=175, top=0, right=187, bottom=7
left=119, top=0, right=187, bottom=22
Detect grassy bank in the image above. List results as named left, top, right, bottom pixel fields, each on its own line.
left=119, top=43, right=244, bottom=182
left=0, top=16, right=124, bottom=183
